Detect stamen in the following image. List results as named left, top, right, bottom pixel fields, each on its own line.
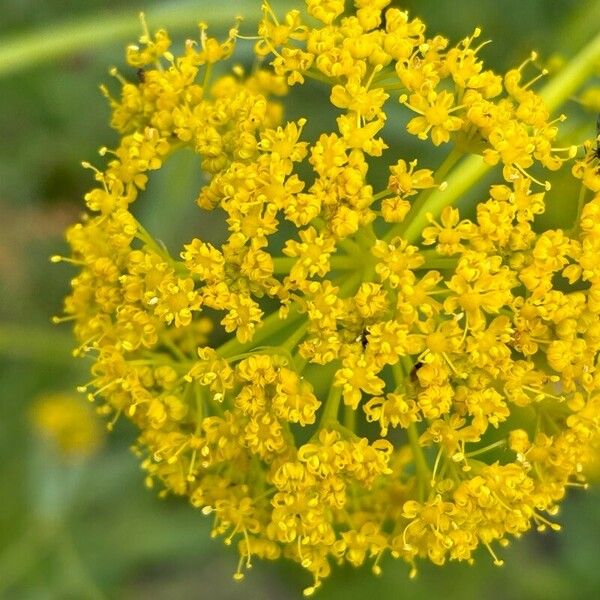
left=127, top=397, right=148, bottom=416
left=533, top=512, right=561, bottom=532
left=167, top=440, right=190, bottom=464
left=550, top=145, right=578, bottom=158
left=72, top=333, right=103, bottom=357
left=430, top=446, right=444, bottom=487
left=466, top=439, right=506, bottom=458
left=243, top=528, right=253, bottom=569
left=139, top=12, right=150, bottom=42
left=365, top=64, right=384, bottom=90
left=399, top=94, right=424, bottom=116
left=262, top=1, right=280, bottom=26
left=522, top=385, right=564, bottom=402
left=225, top=522, right=241, bottom=545
left=233, top=554, right=245, bottom=581
left=372, top=549, right=385, bottom=575
left=50, top=255, right=85, bottom=266
left=514, top=163, right=551, bottom=190
left=522, top=69, right=549, bottom=90
left=484, top=542, right=504, bottom=566
left=565, top=481, right=589, bottom=490
left=108, top=67, right=127, bottom=86
left=473, top=39, right=492, bottom=55
left=198, top=22, right=208, bottom=51
left=51, top=314, right=77, bottom=324
left=517, top=51, right=538, bottom=73
left=442, top=351, right=466, bottom=379
left=107, top=408, right=122, bottom=431
left=87, top=377, right=123, bottom=402
left=80, top=161, right=104, bottom=178
left=402, top=518, right=420, bottom=551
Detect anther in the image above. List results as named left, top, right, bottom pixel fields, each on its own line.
left=108, top=67, right=127, bottom=85
left=51, top=315, right=76, bottom=324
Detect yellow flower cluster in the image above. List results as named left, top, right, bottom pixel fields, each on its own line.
left=31, top=393, right=104, bottom=458
left=56, top=1, right=600, bottom=594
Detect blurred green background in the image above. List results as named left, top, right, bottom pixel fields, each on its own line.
left=1, top=1, right=600, bottom=598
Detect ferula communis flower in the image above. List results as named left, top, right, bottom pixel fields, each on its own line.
left=55, top=1, right=600, bottom=594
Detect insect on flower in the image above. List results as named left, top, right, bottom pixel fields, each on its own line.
left=358, top=326, right=369, bottom=349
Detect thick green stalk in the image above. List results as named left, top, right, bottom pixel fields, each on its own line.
left=407, top=423, right=431, bottom=485
left=216, top=305, right=303, bottom=359
left=540, top=30, right=600, bottom=113
left=272, top=255, right=357, bottom=273
left=0, top=0, right=296, bottom=79
left=319, top=383, right=342, bottom=427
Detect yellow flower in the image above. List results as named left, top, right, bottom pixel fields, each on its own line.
left=403, top=91, right=464, bottom=146
left=54, top=0, right=600, bottom=594
left=31, top=394, right=104, bottom=458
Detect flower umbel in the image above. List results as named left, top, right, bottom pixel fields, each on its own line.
left=55, top=1, right=600, bottom=595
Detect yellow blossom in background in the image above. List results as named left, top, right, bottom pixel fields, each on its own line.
left=31, top=394, right=104, bottom=458
left=53, top=0, right=600, bottom=595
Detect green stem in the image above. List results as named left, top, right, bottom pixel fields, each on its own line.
left=433, top=146, right=464, bottom=183
left=344, top=404, right=356, bottom=432
left=281, top=320, right=309, bottom=351
left=540, top=30, right=600, bottom=113
left=217, top=272, right=360, bottom=359
left=466, top=439, right=506, bottom=459
left=313, top=217, right=364, bottom=257
left=194, top=383, right=205, bottom=423
left=134, top=218, right=184, bottom=271
left=160, top=333, right=189, bottom=361
left=0, top=0, right=297, bottom=78
left=418, top=250, right=458, bottom=270
left=386, top=146, right=463, bottom=244
left=372, top=190, right=393, bottom=202
left=272, top=255, right=357, bottom=273
left=381, top=82, right=408, bottom=91
left=398, top=356, right=414, bottom=378
left=407, top=423, right=431, bottom=482
left=217, top=304, right=303, bottom=358
left=355, top=223, right=377, bottom=247
left=570, top=181, right=588, bottom=236
left=293, top=351, right=308, bottom=373
left=319, top=382, right=342, bottom=427
left=304, top=68, right=336, bottom=85
left=391, top=361, right=430, bottom=494
left=272, top=257, right=295, bottom=273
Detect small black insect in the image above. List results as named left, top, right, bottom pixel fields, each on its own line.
left=409, top=361, right=423, bottom=382
left=358, top=327, right=369, bottom=349
left=136, top=68, right=146, bottom=84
